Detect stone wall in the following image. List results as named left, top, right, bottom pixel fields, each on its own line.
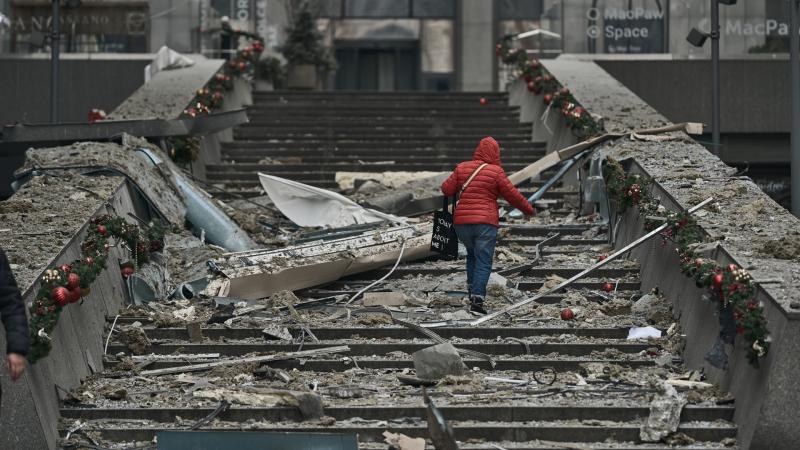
left=0, top=176, right=153, bottom=449
left=509, top=56, right=800, bottom=449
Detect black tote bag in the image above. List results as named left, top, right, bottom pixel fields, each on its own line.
left=430, top=196, right=459, bottom=257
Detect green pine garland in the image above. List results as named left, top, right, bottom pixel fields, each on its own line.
left=603, top=157, right=770, bottom=367
left=27, top=215, right=168, bottom=363
left=496, top=35, right=603, bottom=138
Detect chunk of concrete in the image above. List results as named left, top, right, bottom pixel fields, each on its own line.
left=362, top=291, right=409, bottom=307
left=640, top=382, right=687, bottom=442
left=412, top=343, right=466, bottom=381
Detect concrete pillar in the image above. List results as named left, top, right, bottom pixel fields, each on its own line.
left=458, top=0, right=495, bottom=91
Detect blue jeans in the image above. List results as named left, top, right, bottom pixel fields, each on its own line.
left=455, top=224, right=498, bottom=297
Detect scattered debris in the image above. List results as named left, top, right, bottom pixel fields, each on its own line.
left=413, top=343, right=466, bottom=381
left=640, top=382, right=688, bottom=442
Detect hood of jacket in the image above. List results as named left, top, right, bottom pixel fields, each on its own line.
left=473, top=136, right=501, bottom=165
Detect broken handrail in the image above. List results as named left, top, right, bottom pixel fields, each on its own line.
left=140, top=345, right=350, bottom=376
left=505, top=149, right=592, bottom=219
left=392, top=317, right=497, bottom=368
left=470, top=197, right=715, bottom=326
left=497, top=232, right=560, bottom=277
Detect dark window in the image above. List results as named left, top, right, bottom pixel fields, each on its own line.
left=412, top=0, right=454, bottom=18
left=345, top=0, right=410, bottom=18
left=497, top=0, right=543, bottom=20
left=307, top=0, right=342, bottom=18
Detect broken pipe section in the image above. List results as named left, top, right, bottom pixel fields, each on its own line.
left=135, top=148, right=256, bottom=252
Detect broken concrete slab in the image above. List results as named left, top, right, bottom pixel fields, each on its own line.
left=207, top=223, right=432, bottom=299
left=412, top=343, right=466, bottom=381
left=362, top=292, right=409, bottom=307
left=383, top=431, right=425, bottom=450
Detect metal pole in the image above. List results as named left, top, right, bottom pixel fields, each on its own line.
left=50, top=0, right=60, bottom=123
left=791, top=0, right=800, bottom=215
left=711, top=0, right=721, bottom=155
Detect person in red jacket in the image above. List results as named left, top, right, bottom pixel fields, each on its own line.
left=441, top=136, right=535, bottom=314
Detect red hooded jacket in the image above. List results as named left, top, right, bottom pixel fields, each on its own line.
left=441, top=137, right=534, bottom=226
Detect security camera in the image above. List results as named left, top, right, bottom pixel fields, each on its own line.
left=686, top=28, right=708, bottom=47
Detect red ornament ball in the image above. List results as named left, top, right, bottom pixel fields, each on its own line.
left=479, top=97, right=487, bottom=105
left=495, top=43, right=502, bottom=55
left=559, top=87, right=570, bottom=96
left=526, top=81, right=536, bottom=92
left=97, top=225, right=108, bottom=236
left=69, top=287, right=82, bottom=303
left=51, top=287, right=70, bottom=307
left=67, top=273, right=80, bottom=290
left=121, top=266, right=135, bottom=279
left=531, top=59, right=540, bottom=69
left=728, top=264, right=738, bottom=272
left=601, top=282, right=614, bottom=293
left=85, top=256, right=94, bottom=265
left=237, top=61, right=247, bottom=71
left=59, top=264, right=72, bottom=274
left=711, top=273, right=724, bottom=290
left=560, top=308, right=575, bottom=321
left=543, top=94, right=553, bottom=105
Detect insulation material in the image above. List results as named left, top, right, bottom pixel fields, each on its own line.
left=335, top=171, right=447, bottom=191
left=259, top=173, right=403, bottom=228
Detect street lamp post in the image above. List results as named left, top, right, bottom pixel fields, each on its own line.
left=791, top=0, right=800, bottom=215
left=686, top=0, right=737, bottom=157
left=50, top=0, right=60, bottom=123
left=710, top=0, right=721, bottom=152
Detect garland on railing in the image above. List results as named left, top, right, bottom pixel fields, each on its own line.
left=495, top=35, right=603, bottom=138
left=603, top=157, right=770, bottom=368
left=27, top=215, right=168, bottom=363
left=172, top=37, right=265, bottom=164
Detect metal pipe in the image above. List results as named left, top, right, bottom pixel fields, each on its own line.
left=471, top=197, right=715, bottom=326
left=135, top=148, right=257, bottom=252
left=711, top=0, right=721, bottom=154
left=792, top=0, right=800, bottom=215
left=50, top=0, right=60, bottom=123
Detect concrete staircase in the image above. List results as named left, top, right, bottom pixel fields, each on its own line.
left=59, top=91, right=737, bottom=449
left=208, top=91, right=544, bottom=193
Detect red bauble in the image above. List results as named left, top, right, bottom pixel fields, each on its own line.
left=601, top=282, right=614, bottom=293
left=598, top=254, right=607, bottom=262
left=543, top=94, right=553, bottom=105
left=526, top=81, right=535, bottom=92
left=560, top=308, right=575, bottom=321
left=479, top=97, right=487, bottom=105
left=59, top=264, right=72, bottom=274
left=559, top=87, right=570, bottom=96
left=694, top=258, right=704, bottom=267
left=728, top=264, right=738, bottom=272
left=252, top=40, right=264, bottom=52
left=69, top=287, right=82, bottom=303
left=747, top=302, right=758, bottom=311
left=97, top=225, right=107, bottom=236
left=543, top=74, right=553, bottom=82
left=51, top=287, right=70, bottom=307
left=237, top=61, right=247, bottom=71
left=495, top=43, right=502, bottom=55
left=85, top=256, right=94, bottom=265
left=711, top=273, right=724, bottom=290
left=121, top=266, right=135, bottom=279
left=67, top=273, right=80, bottom=290
left=531, top=59, right=540, bottom=69
left=573, top=107, right=585, bottom=116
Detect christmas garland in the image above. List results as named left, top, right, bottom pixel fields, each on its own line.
left=603, top=157, right=770, bottom=367
left=172, top=37, right=265, bottom=164
left=28, top=215, right=168, bottom=363
left=495, top=35, right=603, bottom=138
